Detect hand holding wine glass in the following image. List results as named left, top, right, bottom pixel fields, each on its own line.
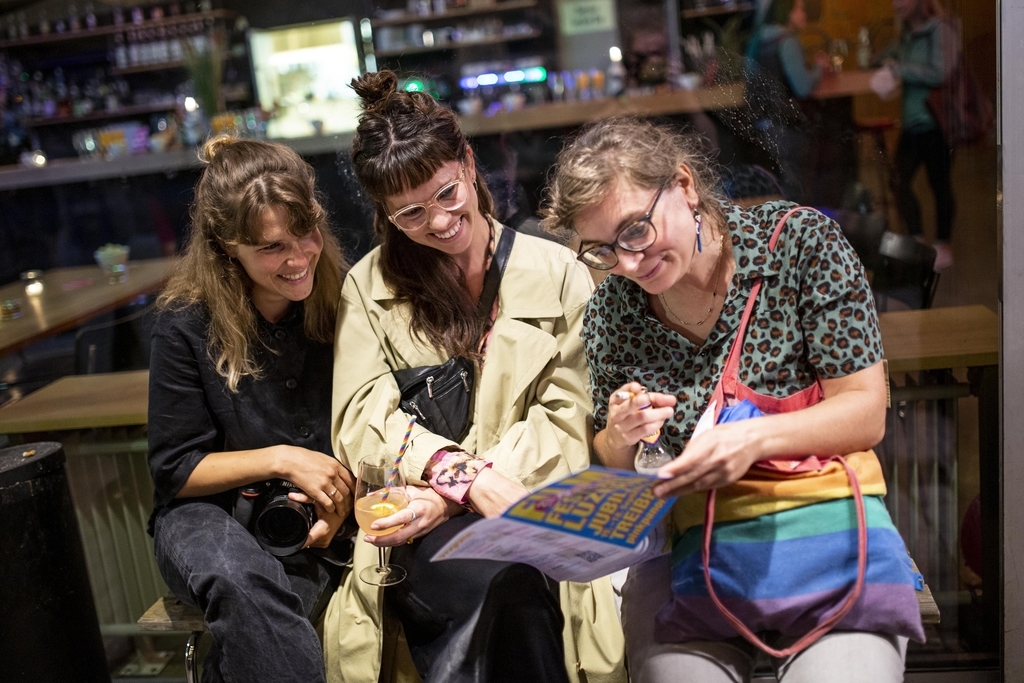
left=355, top=452, right=410, bottom=585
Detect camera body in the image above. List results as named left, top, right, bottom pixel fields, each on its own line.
left=233, top=479, right=315, bottom=557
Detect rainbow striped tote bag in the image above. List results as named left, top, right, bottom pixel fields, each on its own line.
left=654, top=207, right=926, bottom=656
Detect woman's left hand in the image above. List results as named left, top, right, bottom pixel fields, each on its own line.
left=365, top=486, right=463, bottom=547
left=651, top=419, right=762, bottom=499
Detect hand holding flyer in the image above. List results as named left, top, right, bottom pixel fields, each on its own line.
left=431, top=467, right=676, bottom=582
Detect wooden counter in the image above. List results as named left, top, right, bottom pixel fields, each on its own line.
left=0, top=369, right=148, bottom=433
left=0, top=257, right=176, bottom=357
left=0, top=86, right=743, bottom=191
left=460, top=83, right=745, bottom=136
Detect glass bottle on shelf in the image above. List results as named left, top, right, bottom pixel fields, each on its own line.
left=6, top=16, right=17, bottom=41
left=857, top=27, right=871, bottom=70
left=69, top=4, right=81, bottom=31
left=127, top=30, right=140, bottom=66
left=113, top=5, right=125, bottom=27
left=85, top=3, right=97, bottom=30
left=17, top=12, right=29, bottom=39
left=168, top=25, right=184, bottom=62
left=607, top=46, right=626, bottom=97
left=38, top=10, right=51, bottom=35
left=113, top=34, right=129, bottom=69
left=154, top=26, right=169, bottom=63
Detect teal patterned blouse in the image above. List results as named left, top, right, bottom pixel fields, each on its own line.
left=582, top=201, right=884, bottom=456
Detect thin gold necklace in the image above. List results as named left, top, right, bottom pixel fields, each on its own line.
left=659, top=232, right=727, bottom=328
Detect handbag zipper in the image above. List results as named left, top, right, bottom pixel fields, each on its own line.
left=460, top=370, right=470, bottom=392
left=427, top=376, right=435, bottom=398
left=407, top=400, right=426, bottom=421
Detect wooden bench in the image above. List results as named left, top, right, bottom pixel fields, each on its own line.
left=914, top=561, right=941, bottom=626
left=137, top=561, right=940, bottom=683
left=138, top=595, right=207, bottom=683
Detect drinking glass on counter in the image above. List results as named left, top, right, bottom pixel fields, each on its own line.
left=93, top=243, right=130, bottom=284
left=20, top=270, right=44, bottom=296
left=354, top=453, right=409, bottom=586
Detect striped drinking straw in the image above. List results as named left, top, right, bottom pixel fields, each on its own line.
left=382, top=415, right=416, bottom=502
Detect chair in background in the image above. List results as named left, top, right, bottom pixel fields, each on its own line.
left=827, top=209, right=887, bottom=273
left=721, top=164, right=786, bottom=206
left=872, top=231, right=940, bottom=311
left=75, top=296, right=157, bottom=374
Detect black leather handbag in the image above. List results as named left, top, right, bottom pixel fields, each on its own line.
left=391, top=226, right=515, bottom=443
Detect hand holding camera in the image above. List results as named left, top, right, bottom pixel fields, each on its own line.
left=233, top=446, right=354, bottom=556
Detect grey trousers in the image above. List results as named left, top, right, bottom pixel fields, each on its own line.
left=622, top=555, right=908, bottom=683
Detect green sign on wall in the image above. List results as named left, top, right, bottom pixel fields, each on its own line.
left=559, top=0, right=616, bottom=36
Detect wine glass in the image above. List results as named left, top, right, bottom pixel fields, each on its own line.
left=354, top=453, right=409, bottom=586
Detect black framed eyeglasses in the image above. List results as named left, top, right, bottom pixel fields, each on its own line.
left=576, top=184, right=666, bottom=270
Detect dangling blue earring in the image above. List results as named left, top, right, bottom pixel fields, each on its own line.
left=694, top=210, right=703, bottom=253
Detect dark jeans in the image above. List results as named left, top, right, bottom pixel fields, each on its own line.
left=894, top=127, right=954, bottom=241
left=154, top=500, right=339, bottom=683
left=388, top=514, right=570, bottom=683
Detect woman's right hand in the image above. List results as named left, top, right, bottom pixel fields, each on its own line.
left=274, top=445, right=355, bottom=516
left=604, top=382, right=677, bottom=451
left=365, top=486, right=462, bottom=547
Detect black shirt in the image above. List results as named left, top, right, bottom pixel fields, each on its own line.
left=147, top=302, right=335, bottom=534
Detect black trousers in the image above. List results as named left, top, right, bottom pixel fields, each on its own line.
left=388, top=513, right=570, bottom=683
left=894, top=127, right=954, bottom=241
left=154, top=501, right=344, bottom=683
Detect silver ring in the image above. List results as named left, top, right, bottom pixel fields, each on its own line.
left=329, top=488, right=338, bottom=497
left=409, top=508, right=417, bottom=522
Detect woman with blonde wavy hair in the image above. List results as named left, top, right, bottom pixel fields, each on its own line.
left=147, top=136, right=353, bottom=683
left=542, top=117, right=921, bottom=682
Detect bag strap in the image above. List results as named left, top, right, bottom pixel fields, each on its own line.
left=700, top=205, right=869, bottom=657
left=476, top=223, right=516, bottom=318
left=710, top=205, right=810, bottom=417
left=702, top=456, right=868, bottom=658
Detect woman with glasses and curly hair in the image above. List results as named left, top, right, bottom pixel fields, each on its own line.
left=541, top=117, right=923, bottom=683
left=323, top=70, right=625, bottom=683
left=148, top=136, right=352, bottom=683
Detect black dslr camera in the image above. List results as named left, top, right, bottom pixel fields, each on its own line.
left=233, top=479, right=315, bottom=557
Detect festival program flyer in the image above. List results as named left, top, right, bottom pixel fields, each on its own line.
left=431, top=467, right=675, bottom=582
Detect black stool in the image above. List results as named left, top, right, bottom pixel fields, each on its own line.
left=0, top=441, right=109, bottom=682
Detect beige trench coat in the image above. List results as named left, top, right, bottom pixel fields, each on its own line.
left=324, top=225, right=626, bottom=683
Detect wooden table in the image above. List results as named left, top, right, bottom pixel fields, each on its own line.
left=811, top=69, right=888, bottom=100
left=459, top=83, right=745, bottom=137
left=878, top=304, right=999, bottom=372
left=0, top=257, right=176, bottom=357
left=0, top=368, right=161, bottom=633
left=0, top=369, right=148, bottom=433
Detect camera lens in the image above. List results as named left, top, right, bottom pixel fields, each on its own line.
left=255, top=497, right=314, bottom=557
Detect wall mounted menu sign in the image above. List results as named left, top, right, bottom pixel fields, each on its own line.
left=558, top=0, right=615, bottom=36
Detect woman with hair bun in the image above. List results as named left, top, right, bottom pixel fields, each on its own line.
left=147, top=136, right=353, bottom=683
left=323, top=70, right=625, bottom=683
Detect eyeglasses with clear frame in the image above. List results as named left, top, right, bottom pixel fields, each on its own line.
left=576, top=183, right=667, bottom=270
left=387, top=165, right=469, bottom=232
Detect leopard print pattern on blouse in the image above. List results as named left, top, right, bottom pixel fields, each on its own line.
left=582, top=201, right=884, bottom=457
